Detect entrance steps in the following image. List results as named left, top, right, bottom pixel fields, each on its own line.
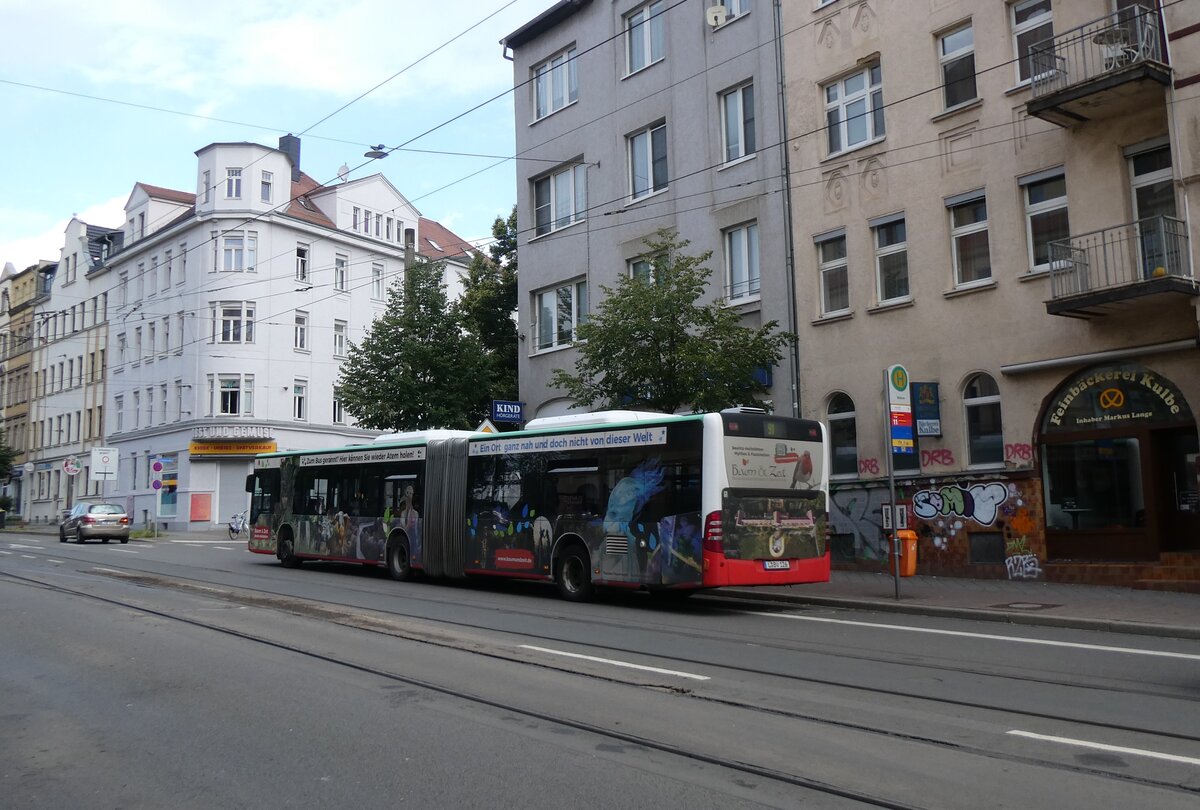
left=1044, top=551, right=1200, bottom=592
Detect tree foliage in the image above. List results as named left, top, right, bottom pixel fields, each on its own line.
left=459, top=207, right=518, bottom=400
left=0, top=428, right=14, bottom=481
left=335, top=257, right=491, bottom=431
left=551, top=230, right=793, bottom=414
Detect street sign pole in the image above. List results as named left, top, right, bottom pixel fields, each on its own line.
left=884, top=369, right=900, bottom=600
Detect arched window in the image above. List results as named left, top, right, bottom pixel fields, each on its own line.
left=828, top=392, right=858, bottom=476
left=964, top=373, right=1002, bottom=465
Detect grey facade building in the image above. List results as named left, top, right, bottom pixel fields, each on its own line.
left=503, top=0, right=798, bottom=418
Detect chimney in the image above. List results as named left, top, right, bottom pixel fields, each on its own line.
left=279, top=134, right=301, bottom=182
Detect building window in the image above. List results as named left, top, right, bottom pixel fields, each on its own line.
left=333, top=398, right=344, bottom=424
left=724, top=221, right=760, bottom=299
left=202, top=170, right=211, bottom=204
left=873, top=217, right=909, bottom=303
left=827, top=393, right=858, bottom=477
left=296, top=244, right=309, bottom=281
left=824, top=63, right=884, bottom=155
left=939, top=22, right=976, bottom=109
left=534, top=47, right=578, bottom=120
left=628, top=122, right=667, bottom=200
left=629, top=257, right=653, bottom=282
left=334, top=254, right=348, bottom=291
left=1022, top=172, right=1069, bottom=272
left=293, top=381, right=307, bottom=421
left=115, top=396, right=124, bottom=432
left=261, top=170, right=273, bottom=203
left=949, top=194, right=991, bottom=286
left=216, top=374, right=254, bottom=416
left=372, top=264, right=384, bottom=300
left=716, top=0, right=749, bottom=21
left=386, top=217, right=394, bottom=241
left=364, top=210, right=372, bottom=235
left=178, top=242, right=187, bottom=284
left=1012, top=0, right=1053, bottom=83
left=720, top=82, right=755, bottom=163
left=164, top=249, right=173, bottom=288
left=226, top=168, right=242, bottom=198
left=534, top=279, right=588, bottom=351
left=333, top=320, right=347, bottom=357
left=353, top=207, right=360, bottom=230
left=625, top=1, right=664, bottom=74
left=221, top=232, right=256, bottom=272
left=534, top=163, right=587, bottom=236
left=964, top=373, right=1002, bottom=466
left=133, top=391, right=141, bottom=428
left=294, top=312, right=309, bottom=351
left=214, top=302, right=255, bottom=343
left=817, top=233, right=849, bottom=316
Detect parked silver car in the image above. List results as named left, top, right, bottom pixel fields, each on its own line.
left=59, top=503, right=131, bottom=543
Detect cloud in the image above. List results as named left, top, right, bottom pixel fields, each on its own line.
left=0, top=196, right=126, bottom=272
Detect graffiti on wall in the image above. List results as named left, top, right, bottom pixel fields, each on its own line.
left=829, top=487, right=895, bottom=561
left=858, top=458, right=881, bottom=475
left=1005, top=535, right=1043, bottom=580
left=1004, top=443, right=1033, bottom=464
left=912, top=482, right=1008, bottom=525
left=920, top=449, right=956, bottom=467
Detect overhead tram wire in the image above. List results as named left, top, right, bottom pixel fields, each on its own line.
left=18, top=0, right=1191, bottom=329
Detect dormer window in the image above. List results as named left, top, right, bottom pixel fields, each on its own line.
left=226, top=168, right=242, bottom=199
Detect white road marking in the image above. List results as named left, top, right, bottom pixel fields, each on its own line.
left=519, top=644, right=710, bottom=681
left=47, top=560, right=63, bottom=564
left=8, top=543, right=40, bottom=550
left=110, top=548, right=139, bottom=554
left=1008, top=730, right=1200, bottom=766
left=213, top=546, right=234, bottom=551
left=169, top=540, right=238, bottom=544
left=0, top=550, right=11, bottom=555
left=756, top=612, right=1200, bottom=661
left=21, top=554, right=35, bottom=559
left=91, top=567, right=123, bottom=573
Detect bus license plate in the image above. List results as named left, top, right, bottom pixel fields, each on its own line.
left=763, top=560, right=791, bottom=571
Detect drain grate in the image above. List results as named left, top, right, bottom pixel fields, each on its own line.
left=991, top=602, right=1062, bottom=611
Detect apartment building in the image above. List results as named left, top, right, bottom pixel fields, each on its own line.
left=503, top=0, right=797, bottom=418
left=95, top=135, right=472, bottom=530
left=784, top=0, right=1198, bottom=585
left=21, top=219, right=120, bottom=523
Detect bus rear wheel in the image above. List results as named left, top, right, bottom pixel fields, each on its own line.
left=279, top=534, right=302, bottom=569
left=387, top=537, right=413, bottom=581
left=556, top=545, right=593, bottom=602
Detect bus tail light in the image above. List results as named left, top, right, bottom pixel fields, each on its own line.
left=703, top=510, right=724, bottom=554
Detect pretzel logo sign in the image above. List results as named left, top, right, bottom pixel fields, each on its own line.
left=1098, top=388, right=1125, bottom=410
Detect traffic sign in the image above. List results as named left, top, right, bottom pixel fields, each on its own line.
left=63, top=456, right=82, bottom=476
left=90, top=447, right=118, bottom=481
left=886, top=364, right=913, bottom=454
left=151, top=459, right=165, bottom=491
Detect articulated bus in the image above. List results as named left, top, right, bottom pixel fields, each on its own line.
left=246, top=409, right=830, bottom=600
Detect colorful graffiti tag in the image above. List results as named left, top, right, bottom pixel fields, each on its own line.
left=912, top=482, right=1008, bottom=526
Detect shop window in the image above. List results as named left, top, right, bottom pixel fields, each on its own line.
left=1042, top=438, right=1145, bottom=530
left=827, top=393, right=858, bottom=477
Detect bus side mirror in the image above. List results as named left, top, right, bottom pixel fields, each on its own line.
left=245, top=474, right=255, bottom=493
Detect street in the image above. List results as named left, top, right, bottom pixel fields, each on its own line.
left=2, top=531, right=1197, bottom=809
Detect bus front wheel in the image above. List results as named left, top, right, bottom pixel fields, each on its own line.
left=278, top=534, right=302, bottom=569
left=556, top=545, right=593, bottom=602
left=387, top=537, right=413, bottom=581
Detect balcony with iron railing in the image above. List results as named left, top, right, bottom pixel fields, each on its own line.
left=1046, top=215, right=1197, bottom=317
left=1026, top=4, right=1170, bottom=127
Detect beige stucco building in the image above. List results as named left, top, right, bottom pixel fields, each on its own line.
left=783, top=0, right=1198, bottom=585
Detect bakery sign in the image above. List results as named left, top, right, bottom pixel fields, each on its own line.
left=1043, top=363, right=1193, bottom=433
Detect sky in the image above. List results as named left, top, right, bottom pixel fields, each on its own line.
left=0, top=0, right=558, bottom=270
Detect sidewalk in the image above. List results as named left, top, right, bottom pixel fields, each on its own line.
left=725, top=572, right=1200, bottom=640
left=8, top=524, right=1197, bottom=639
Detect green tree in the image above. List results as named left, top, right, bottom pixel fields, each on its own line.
left=459, top=207, right=518, bottom=400
left=335, top=257, right=492, bottom=431
left=551, top=230, right=793, bottom=414
left=0, top=428, right=14, bottom=481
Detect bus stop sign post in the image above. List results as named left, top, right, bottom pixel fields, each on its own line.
left=884, top=364, right=913, bottom=600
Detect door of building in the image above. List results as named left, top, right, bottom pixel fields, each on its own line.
left=1152, top=427, right=1200, bottom=551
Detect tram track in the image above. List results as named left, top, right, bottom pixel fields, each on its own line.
left=5, top=544, right=1198, bottom=739
left=2, top=556, right=1197, bottom=802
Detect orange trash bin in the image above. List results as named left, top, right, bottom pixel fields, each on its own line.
left=890, top=530, right=918, bottom=577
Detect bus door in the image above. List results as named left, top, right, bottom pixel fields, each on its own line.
left=248, top=468, right=280, bottom=553
left=383, top=465, right=423, bottom=566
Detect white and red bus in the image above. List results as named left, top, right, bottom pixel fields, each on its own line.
left=247, top=408, right=829, bottom=600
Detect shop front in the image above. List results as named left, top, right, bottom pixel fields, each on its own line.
left=1038, top=362, right=1198, bottom=561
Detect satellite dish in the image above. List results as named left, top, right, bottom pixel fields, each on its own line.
left=705, top=4, right=727, bottom=28
left=337, top=164, right=350, bottom=183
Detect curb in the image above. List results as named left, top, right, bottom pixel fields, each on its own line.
left=711, top=589, right=1200, bottom=641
